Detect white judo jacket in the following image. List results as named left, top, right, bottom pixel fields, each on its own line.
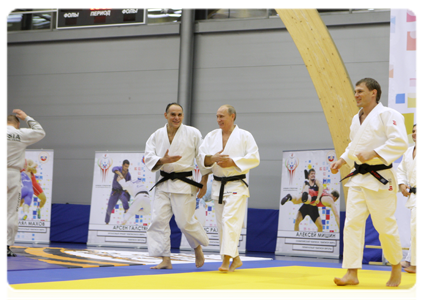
left=340, top=103, right=408, bottom=192
left=144, top=123, right=207, bottom=194
left=397, top=146, right=417, bottom=208
left=199, top=125, right=260, bottom=200
left=7, top=116, right=46, bottom=170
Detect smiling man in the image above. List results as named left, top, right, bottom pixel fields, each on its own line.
left=144, top=103, right=209, bottom=270
left=330, top=78, right=408, bottom=287
left=199, top=104, right=260, bottom=272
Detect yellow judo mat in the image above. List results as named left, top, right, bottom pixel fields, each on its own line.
left=11, top=266, right=416, bottom=290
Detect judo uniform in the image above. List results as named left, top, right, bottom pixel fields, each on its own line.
left=118, top=179, right=151, bottom=225
left=397, top=146, right=416, bottom=266
left=145, top=124, right=209, bottom=257
left=105, top=166, right=131, bottom=224
left=340, top=103, right=408, bottom=269
left=7, top=116, right=45, bottom=246
left=199, top=125, right=260, bottom=258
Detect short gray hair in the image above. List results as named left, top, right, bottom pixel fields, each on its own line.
left=224, top=104, right=236, bottom=121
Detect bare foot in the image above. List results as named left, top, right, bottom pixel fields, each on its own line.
left=334, top=269, right=359, bottom=286
left=194, top=245, right=205, bottom=268
left=229, top=256, right=243, bottom=272
left=400, top=261, right=411, bottom=268
left=150, top=257, right=172, bottom=269
left=219, top=255, right=230, bottom=272
left=386, top=263, right=401, bottom=287
left=404, top=265, right=416, bottom=273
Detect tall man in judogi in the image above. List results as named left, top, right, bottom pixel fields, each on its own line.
left=145, top=103, right=209, bottom=269
left=397, top=124, right=417, bottom=274
left=331, top=78, right=408, bottom=287
left=199, top=105, right=260, bottom=272
left=7, top=109, right=46, bottom=257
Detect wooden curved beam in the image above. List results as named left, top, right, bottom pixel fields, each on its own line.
left=276, top=9, right=358, bottom=198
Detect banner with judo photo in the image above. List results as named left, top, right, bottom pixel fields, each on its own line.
left=179, top=163, right=249, bottom=253
left=87, top=151, right=155, bottom=247
left=16, top=149, right=54, bottom=243
left=276, top=149, right=341, bottom=258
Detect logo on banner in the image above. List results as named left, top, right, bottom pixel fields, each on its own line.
left=326, top=150, right=336, bottom=164
left=97, top=154, right=113, bottom=182
left=38, top=152, right=49, bottom=164
left=285, top=153, right=299, bottom=185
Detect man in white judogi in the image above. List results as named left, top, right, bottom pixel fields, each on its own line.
left=144, top=103, right=209, bottom=269
left=199, top=105, right=260, bottom=272
left=117, top=176, right=151, bottom=225
left=331, top=78, right=408, bottom=287
left=397, top=124, right=417, bottom=274
left=7, top=109, right=46, bottom=257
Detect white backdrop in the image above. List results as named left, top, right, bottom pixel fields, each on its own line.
left=388, top=9, right=417, bottom=257
left=16, top=149, right=54, bottom=243
left=276, top=149, right=341, bottom=258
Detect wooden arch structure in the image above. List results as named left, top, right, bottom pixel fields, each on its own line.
left=276, top=9, right=358, bottom=198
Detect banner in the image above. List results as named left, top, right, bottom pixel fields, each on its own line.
left=276, top=149, right=341, bottom=258
left=87, top=152, right=155, bottom=247
left=16, top=149, right=54, bottom=243
left=388, top=9, right=417, bottom=256
left=180, top=163, right=248, bottom=253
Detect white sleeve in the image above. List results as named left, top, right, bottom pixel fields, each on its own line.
left=144, top=132, right=161, bottom=172
left=374, top=110, right=408, bottom=165
left=232, top=132, right=260, bottom=172
left=195, top=131, right=212, bottom=176
left=396, top=153, right=408, bottom=186
left=20, top=116, right=46, bottom=146
left=198, top=133, right=214, bottom=172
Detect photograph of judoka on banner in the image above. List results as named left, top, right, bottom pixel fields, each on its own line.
left=17, top=149, right=54, bottom=243
left=180, top=161, right=249, bottom=253
left=275, top=149, right=341, bottom=258
left=87, top=152, right=156, bottom=247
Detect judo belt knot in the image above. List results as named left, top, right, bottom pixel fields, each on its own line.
left=340, top=162, right=392, bottom=185
left=213, top=174, right=248, bottom=204
left=410, top=187, right=417, bottom=194
left=149, top=171, right=203, bottom=192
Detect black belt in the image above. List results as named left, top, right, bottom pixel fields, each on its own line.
left=149, top=171, right=203, bottom=192
left=112, top=188, right=124, bottom=195
left=410, top=187, right=417, bottom=194
left=135, top=191, right=149, bottom=197
left=213, top=174, right=248, bottom=204
left=340, top=162, right=392, bottom=185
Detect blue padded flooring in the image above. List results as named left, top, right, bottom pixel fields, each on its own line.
left=7, top=242, right=393, bottom=285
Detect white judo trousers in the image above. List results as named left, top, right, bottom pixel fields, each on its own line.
left=147, top=190, right=209, bottom=257
left=214, top=193, right=248, bottom=258
left=7, top=168, right=21, bottom=246
left=343, top=186, right=403, bottom=268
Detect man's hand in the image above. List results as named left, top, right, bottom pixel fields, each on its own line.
left=196, top=174, right=209, bottom=199
left=330, top=158, right=346, bottom=172
left=356, top=150, right=379, bottom=163
left=13, top=109, right=28, bottom=120
left=399, top=184, right=411, bottom=197
left=217, top=158, right=236, bottom=168
left=160, top=149, right=182, bottom=165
